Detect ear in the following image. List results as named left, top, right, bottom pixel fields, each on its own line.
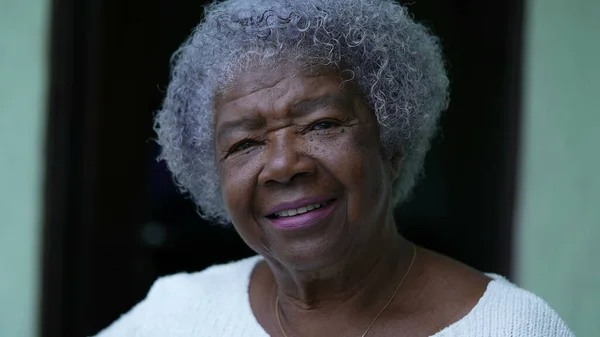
left=386, top=150, right=403, bottom=183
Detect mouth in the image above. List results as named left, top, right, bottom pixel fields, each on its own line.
left=266, top=201, right=330, bottom=219
left=265, top=199, right=336, bottom=230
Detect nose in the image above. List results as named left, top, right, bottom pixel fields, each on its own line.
left=258, top=132, right=315, bottom=185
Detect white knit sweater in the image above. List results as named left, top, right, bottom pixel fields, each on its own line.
left=95, top=256, right=574, bottom=336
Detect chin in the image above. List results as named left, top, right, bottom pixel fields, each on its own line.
left=265, top=228, right=356, bottom=272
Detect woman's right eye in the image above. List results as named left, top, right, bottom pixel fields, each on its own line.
left=229, top=140, right=257, bottom=154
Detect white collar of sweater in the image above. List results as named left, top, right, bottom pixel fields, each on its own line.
left=94, top=255, right=574, bottom=337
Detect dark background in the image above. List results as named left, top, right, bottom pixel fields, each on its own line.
left=41, top=0, right=524, bottom=336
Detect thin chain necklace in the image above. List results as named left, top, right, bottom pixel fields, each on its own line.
left=275, top=244, right=417, bottom=337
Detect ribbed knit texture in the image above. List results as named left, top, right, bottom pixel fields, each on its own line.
left=95, top=256, right=574, bottom=336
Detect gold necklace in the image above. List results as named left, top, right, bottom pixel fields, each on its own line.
left=275, top=244, right=417, bottom=337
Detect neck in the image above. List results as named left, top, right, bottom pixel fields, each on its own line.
left=265, top=217, right=414, bottom=316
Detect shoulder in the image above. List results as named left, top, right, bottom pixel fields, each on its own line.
left=437, top=275, right=574, bottom=337
left=150, top=255, right=261, bottom=297
left=93, top=256, right=262, bottom=337
left=143, top=255, right=260, bottom=307
left=485, top=275, right=573, bottom=335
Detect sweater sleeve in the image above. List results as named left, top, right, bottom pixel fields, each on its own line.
left=91, top=256, right=265, bottom=337
left=432, top=276, right=575, bottom=337
left=92, top=274, right=192, bottom=337
left=506, top=292, right=575, bottom=337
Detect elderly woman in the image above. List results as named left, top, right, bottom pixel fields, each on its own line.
left=97, top=0, right=573, bottom=336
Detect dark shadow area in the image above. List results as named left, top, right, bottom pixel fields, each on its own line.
left=41, top=0, right=524, bottom=336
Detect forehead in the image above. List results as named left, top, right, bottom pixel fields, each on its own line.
left=214, top=64, right=350, bottom=114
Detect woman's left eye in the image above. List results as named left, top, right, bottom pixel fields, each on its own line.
left=310, top=120, right=339, bottom=131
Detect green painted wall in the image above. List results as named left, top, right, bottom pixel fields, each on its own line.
left=516, top=0, right=600, bottom=336
left=0, top=0, right=49, bottom=336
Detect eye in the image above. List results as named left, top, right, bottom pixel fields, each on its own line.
left=229, top=140, right=259, bottom=154
left=310, top=120, right=340, bottom=131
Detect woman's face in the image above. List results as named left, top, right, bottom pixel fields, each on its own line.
left=214, top=64, right=396, bottom=269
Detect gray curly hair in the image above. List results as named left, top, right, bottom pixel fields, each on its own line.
left=155, top=0, right=449, bottom=225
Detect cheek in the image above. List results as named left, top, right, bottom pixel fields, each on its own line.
left=219, top=156, right=261, bottom=222
left=219, top=157, right=268, bottom=250
left=326, top=128, right=389, bottom=223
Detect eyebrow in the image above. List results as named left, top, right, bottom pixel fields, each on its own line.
left=216, top=116, right=265, bottom=145
left=289, top=94, right=352, bottom=118
left=216, top=94, right=352, bottom=144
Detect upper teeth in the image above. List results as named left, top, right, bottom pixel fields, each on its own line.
left=274, top=203, right=324, bottom=218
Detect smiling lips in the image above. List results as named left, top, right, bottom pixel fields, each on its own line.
left=266, top=198, right=335, bottom=230
left=271, top=203, right=326, bottom=218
